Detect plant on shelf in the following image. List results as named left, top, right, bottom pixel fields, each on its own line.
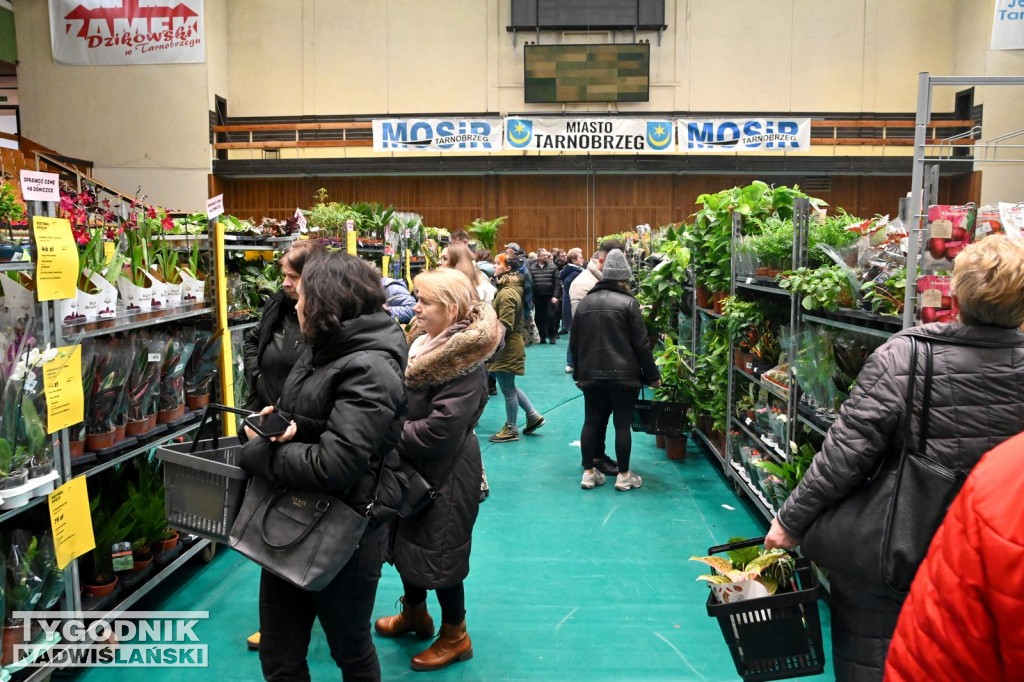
left=123, top=457, right=173, bottom=555
left=125, top=335, right=163, bottom=432
left=87, top=494, right=135, bottom=588
left=157, top=330, right=197, bottom=422
left=779, top=265, right=856, bottom=311
left=809, top=209, right=863, bottom=268
left=653, top=336, right=693, bottom=405
left=861, top=266, right=906, bottom=316
left=84, top=337, right=135, bottom=447
left=637, top=226, right=691, bottom=341
left=793, top=328, right=845, bottom=414
left=745, top=217, right=794, bottom=274
left=692, top=317, right=730, bottom=434
left=0, top=180, right=26, bottom=253
left=0, top=342, right=59, bottom=481
left=306, top=188, right=358, bottom=238
left=184, top=328, right=222, bottom=408
left=690, top=538, right=797, bottom=598
left=753, top=441, right=817, bottom=507
left=350, top=202, right=395, bottom=239
left=466, top=216, right=506, bottom=254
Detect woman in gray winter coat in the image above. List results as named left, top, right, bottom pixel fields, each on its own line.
left=375, top=268, right=502, bottom=672
left=765, top=235, right=1024, bottom=682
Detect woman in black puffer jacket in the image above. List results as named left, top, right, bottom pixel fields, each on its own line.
left=375, top=268, right=502, bottom=672
left=766, top=235, right=1024, bottom=682
left=238, top=252, right=408, bottom=682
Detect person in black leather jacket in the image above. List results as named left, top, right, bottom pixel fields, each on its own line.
left=238, top=251, right=408, bottom=682
left=241, top=240, right=325, bottom=412
left=570, top=249, right=660, bottom=492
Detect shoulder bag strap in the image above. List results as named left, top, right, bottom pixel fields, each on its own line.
left=895, top=336, right=920, bottom=470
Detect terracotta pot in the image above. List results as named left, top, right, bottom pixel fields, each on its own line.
left=126, top=418, right=152, bottom=436
left=157, top=404, right=185, bottom=423
left=655, top=434, right=666, bottom=449
left=83, top=575, right=118, bottom=598
left=85, top=429, right=116, bottom=451
left=665, top=435, right=688, bottom=460
left=186, top=393, right=210, bottom=410
left=695, top=285, right=712, bottom=309
left=711, top=291, right=727, bottom=315
left=70, top=439, right=85, bottom=458
left=132, top=550, right=154, bottom=573
left=152, top=531, right=179, bottom=553
left=1, top=624, right=25, bottom=666
left=114, top=424, right=126, bottom=443
left=147, top=413, right=158, bottom=430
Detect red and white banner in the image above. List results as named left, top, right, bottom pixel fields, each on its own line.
left=49, top=0, right=205, bottom=66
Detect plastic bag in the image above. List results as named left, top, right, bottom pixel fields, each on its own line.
left=916, top=275, right=958, bottom=324
left=921, top=204, right=976, bottom=270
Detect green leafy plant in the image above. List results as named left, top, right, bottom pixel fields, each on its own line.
left=779, top=266, right=856, bottom=311
left=0, top=181, right=26, bottom=244
left=653, top=336, right=694, bottom=405
left=690, top=538, right=797, bottom=595
left=466, top=216, right=506, bottom=254
left=861, top=267, right=906, bottom=316
left=637, top=226, right=691, bottom=340
left=753, top=441, right=817, bottom=502
left=745, top=217, right=795, bottom=272
left=88, top=493, right=135, bottom=585
left=123, top=456, right=172, bottom=551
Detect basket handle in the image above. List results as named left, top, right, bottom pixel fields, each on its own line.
left=708, top=536, right=766, bottom=555
left=189, top=404, right=254, bottom=453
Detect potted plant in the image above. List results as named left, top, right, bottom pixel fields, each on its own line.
left=652, top=337, right=694, bottom=459
left=779, top=265, right=857, bottom=312
left=0, top=343, right=57, bottom=492
left=0, top=181, right=26, bottom=262
left=184, top=328, right=221, bottom=410
left=84, top=494, right=134, bottom=597
left=753, top=442, right=817, bottom=509
left=157, top=330, right=197, bottom=423
left=637, top=226, right=691, bottom=342
left=125, top=335, right=163, bottom=436
left=150, top=233, right=183, bottom=309
left=84, top=337, right=135, bottom=451
left=691, top=539, right=797, bottom=604
left=124, top=457, right=176, bottom=567
left=466, top=215, right=506, bottom=254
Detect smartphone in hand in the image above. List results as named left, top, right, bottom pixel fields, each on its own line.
left=244, top=411, right=292, bottom=438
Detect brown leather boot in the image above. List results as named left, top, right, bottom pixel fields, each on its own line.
left=410, top=620, right=473, bottom=671
left=374, top=597, right=435, bottom=639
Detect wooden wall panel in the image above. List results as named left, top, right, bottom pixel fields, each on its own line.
left=214, top=171, right=977, bottom=255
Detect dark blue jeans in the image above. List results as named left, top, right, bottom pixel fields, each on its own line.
left=258, top=523, right=389, bottom=682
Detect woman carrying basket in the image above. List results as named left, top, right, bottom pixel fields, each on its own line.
left=570, top=249, right=659, bottom=491
left=374, top=268, right=502, bottom=671
left=765, top=235, right=1024, bottom=681
left=239, top=252, right=408, bottom=682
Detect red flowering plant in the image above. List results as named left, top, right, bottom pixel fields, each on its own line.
left=57, top=187, right=127, bottom=293
left=122, top=194, right=175, bottom=289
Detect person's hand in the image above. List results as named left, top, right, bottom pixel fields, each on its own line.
left=551, top=297, right=558, bottom=305
left=764, top=517, right=799, bottom=550
left=649, top=380, right=661, bottom=388
left=271, top=421, right=297, bottom=443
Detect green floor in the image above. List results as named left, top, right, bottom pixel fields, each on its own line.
left=72, top=340, right=832, bottom=681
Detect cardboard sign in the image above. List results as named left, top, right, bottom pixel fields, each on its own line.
left=49, top=476, right=95, bottom=570
left=43, top=345, right=85, bottom=433
left=19, top=170, right=60, bottom=202
left=32, top=216, right=79, bottom=300
left=206, top=194, right=224, bottom=220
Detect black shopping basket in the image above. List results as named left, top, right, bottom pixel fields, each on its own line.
left=704, top=537, right=825, bottom=681
left=631, top=388, right=689, bottom=436
left=155, top=404, right=252, bottom=543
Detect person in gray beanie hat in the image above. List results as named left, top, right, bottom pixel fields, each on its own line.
left=600, top=249, right=632, bottom=282
left=570, top=247, right=659, bottom=492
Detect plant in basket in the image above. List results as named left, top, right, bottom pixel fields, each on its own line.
left=183, top=328, right=221, bottom=410
left=691, top=538, right=796, bottom=603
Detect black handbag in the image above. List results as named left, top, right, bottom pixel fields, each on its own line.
left=801, top=336, right=967, bottom=595
left=228, top=462, right=386, bottom=591
left=398, top=432, right=468, bottom=519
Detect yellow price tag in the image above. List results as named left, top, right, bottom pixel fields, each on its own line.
left=104, top=241, right=115, bottom=261
left=43, top=345, right=84, bottom=434
left=382, top=255, right=391, bottom=278
left=49, top=476, right=95, bottom=570
left=346, top=231, right=358, bottom=255
left=32, top=217, right=78, bottom=301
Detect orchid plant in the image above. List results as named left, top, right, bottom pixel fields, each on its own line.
left=0, top=340, right=58, bottom=475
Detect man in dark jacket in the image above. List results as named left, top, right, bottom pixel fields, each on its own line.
left=559, top=247, right=585, bottom=368
left=529, top=248, right=560, bottom=343
left=571, top=249, right=660, bottom=491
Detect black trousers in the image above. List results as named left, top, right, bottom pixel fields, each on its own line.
left=533, top=296, right=557, bottom=341
left=402, top=578, right=466, bottom=626
left=580, top=385, right=638, bottom=472
left=258, top=523, right=389, bottom=682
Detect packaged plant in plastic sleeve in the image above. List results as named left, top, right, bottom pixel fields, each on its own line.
left=923, top=204, right=976, bottom=269
left=917, top=275, right=958, bottom=324
left=998, top=203, right=1024, bottom=239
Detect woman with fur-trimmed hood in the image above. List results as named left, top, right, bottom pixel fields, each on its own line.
left=375, top=268, right=502, bottom=673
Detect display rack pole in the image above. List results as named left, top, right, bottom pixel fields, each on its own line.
left=213, top=216, right=236, bottom=436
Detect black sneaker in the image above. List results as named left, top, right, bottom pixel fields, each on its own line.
left=594, top=457, right=619, bottom=476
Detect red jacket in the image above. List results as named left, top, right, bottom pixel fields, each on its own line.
left=885, top=431, right=1024, bottom=681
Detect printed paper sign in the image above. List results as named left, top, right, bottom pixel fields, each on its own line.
left=373, top=119, right=504, bottom=152
left=48, top=0, right=206, bottom=66
left=206, top=194, right=224, bottom=220
left=503, top=118, right=676, bottom=152
left=19, top=170, right=60, bottom=201
left=678, top=118, right=811, bottom=152
left=43, top=345, right=85, bottom=433
left=49, top=476, right=95, bottom=570
left=992, top=0, right=1024, bottom=50
left=32, top=216, right=79, bottom=301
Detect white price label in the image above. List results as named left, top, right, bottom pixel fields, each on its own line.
left=930, top=219, right=953, bottom=239
left=148, top=353, right=162, bottom=363
left=920, top=289, right=942, bottom=308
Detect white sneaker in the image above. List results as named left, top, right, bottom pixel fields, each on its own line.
left=580, top=470, right=606, bottom=490
left=565, top=365, right=573, bottom=373
left=615, top=471, right=643, bottom=491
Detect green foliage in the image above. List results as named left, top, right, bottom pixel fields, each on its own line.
left=745, top=217, right=794, bottom=272
left=753, top=441, right=817, bottom=501
left=122, top=456, right=171, bottom=550
left=637, top=226, right=691, bottom=339
left=0, top=182, right=26, bottom=242
left=690, top=539, right=797, bottom=595
left=653, top=336, right=694, bottom=405
left=809, top=210, right=862, bottom=267
left=89, top=493, right=135, bottom=584
left=861, top=267, right=906, bottom=316
left=779, top=266, right=856, bottom=311
left=692, top=318, right=730, bottom=432
left=466, top=216, right=506, bottom=253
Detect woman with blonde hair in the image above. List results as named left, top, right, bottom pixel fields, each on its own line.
left=444, top=242, right=495, bottom=304
left=375, top=268, right=502, bottom=671
left=766, top=234, right=1024, bottom=681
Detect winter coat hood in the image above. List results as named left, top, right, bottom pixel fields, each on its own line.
left=311, top=311, right=408, bottom=371
left=404, top=301, right=502, bottom=389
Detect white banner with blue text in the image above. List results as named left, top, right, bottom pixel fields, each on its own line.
left=49, top=0, right=205, bottom=65
left=677, top=118, right=811, bottom=153
left=503, top=118, right=676, bottom=153
left=373, top=119, right=504, bottom=152
left=991, top=0, right=1024, bottom=50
